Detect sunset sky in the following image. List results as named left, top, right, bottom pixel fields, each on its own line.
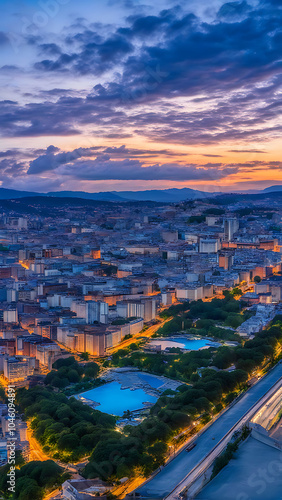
left=0, top=0, right=281, bottom=193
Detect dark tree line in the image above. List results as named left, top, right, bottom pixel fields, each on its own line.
left=16, top=386, right=116, bottom=463
left=0, top=460, right=65, bottom=500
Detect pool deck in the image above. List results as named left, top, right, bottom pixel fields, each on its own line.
left=147, top=335, right=220, bottom=352
left=75, top=368, right=182, bottom=417
left=102, top=367, right=181, bottom=393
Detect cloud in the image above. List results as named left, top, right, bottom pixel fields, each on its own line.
left=0, top=149, right=22, bottom=158
left=1, top=176, right=64, bottom=193
left=3, top=142, right=282, bottom=190
left=34, top=31, right=134, bottom=75
left=228, top=149, right=267, bottom=153
left=0, top=32, right=9, bottom=45
left=27, top=146, right=99, bottom=174
left=1, top=0, right=282, bottom=155
left=0, top=98, right=82, bottom=137
left=202, top=154, right=223, bottom=157
left=102, top=145, right=188, bottom=157
left=61, top=158, right=237, bottom=181
left=118, top=8, right=185, bottom=38
left=217, top=1, right=252, bottom=19
left=39, top=43, right=62, bottom=56
left=0, top=159, right=26, bottom=179
left=25, top=145, right=238, bottom=180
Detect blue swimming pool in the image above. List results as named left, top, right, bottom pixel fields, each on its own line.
left=149, top=338, right=216, bottom=351
left=77, top=381, right=158, bottom=416
left=138, top=372, right=164, bottom=388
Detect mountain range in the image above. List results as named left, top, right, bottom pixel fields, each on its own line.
left=0, top=185, right=281, bottom=203
left=0, top=187, right=222, bottom=203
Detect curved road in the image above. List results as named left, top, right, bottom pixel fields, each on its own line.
left=135, top=362, right=282, bottom=499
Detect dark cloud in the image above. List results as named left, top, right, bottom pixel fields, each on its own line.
left=34, top=53, right=77, bottom=72
left=27, top=146, right=99, bottom=174
left=24, top=144, right=237, bottom=181
left=1, top=176, right=64, bottom=193
left=0, top=159, right=26, bottom=178
left=0, top=32, right=9, bottom=45
left=260, top=0, right=282, bottom=5
left=202, top=154, right=223, bottom=157
left=39, top=43, right=62, bottom=56
left=35, top=30, right=134, bottom=75
left=229, top=149, right=267, bottom=153
left=1, top=65, right=18, bottom=72
left=0, top=149, right=40, bottom=160
left=0, top=98, right=82, bottom=137
left=104, top=133, right=132, bottom=139
left=1, top=1, right=282, bottom=149
left=38, top=88, right=79, bottom=99
left=3, top=144, right=282, bottom=186
left=0, top=149, right=21, bottom=158
left=118, top=8, right=183, bottom=38
left=102, top=145, right=188, bottom=157
left=27, top=144, right=189, bottom=175
left=61, top=158, right=237, bottom=181
left=217, top=1, right=252, bottom=19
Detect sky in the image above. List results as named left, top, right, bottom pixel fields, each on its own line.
left=0, top=0, right=282, bottom=194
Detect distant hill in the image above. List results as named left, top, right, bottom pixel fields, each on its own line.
left=263, top=185, right=282, bottom=193
left=0, top=187, right=216, bottom=203
left=0, top=186, right=277, bottom=203
left=1, top=187, right=282, bottom=212
left=0, top=196, right=165, bottom=217
left=46, top=190, right=126, bottom=202
left=0, top=188, right=40, bottom=199
left=111, top=188, right=218, bottom=202
left=0, top=188, right=126, bottom=202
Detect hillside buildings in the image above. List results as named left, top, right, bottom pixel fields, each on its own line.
left=0, top=197, right=281, bottom=389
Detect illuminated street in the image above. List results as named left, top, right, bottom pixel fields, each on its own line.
left=135, top=362, right=282, bottom=499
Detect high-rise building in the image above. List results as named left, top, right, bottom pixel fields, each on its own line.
left=3, top=356, right=35, bottom=382
left=0, top=441, right=7, bottom=466
left=219, top=253, right=234, bottom=270
left=116, top=298, right=156, bottom=322
left=224, top=218, right=239, bottom=241
left=199, top=238, right=220, bottom=254
left=71, top=300, right=109, bottom=324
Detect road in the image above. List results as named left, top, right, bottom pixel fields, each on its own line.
left=27, top=422, right=50, bottom=462
left=107, top=317, right=172, bottom=354
left=134, top=361, right=282, bottom=499
left=252, top=385, right=282, bottom=430
left=43, top=488, right=61, bottom=500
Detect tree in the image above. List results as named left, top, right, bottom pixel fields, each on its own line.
left=17, top=478, right=43, bottom=500
left=58, top=433, right=80, bottom=451
left=68, top=369, right=80, bottom=383
left=213, top=347, right=236, bottom=370
left=0, top=384, right=6, bottom=402
left=187, top=215, right=205, bottom=224
left=84, top=362, right=99, bottom=378
left=224, top=314, right=243, bottom=329
left=123, top=410, right=133, bottom=420
left=55, top=404, right=75, bottom=420
left=53, top=357, right=76, bottom=369
left=236, top=358, right=256, bottom=374
left=254, top=276, right=261, bottom=283
left=147, top=441, right=168, bottom=466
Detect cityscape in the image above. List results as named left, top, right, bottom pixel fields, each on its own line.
left=1, top=1, right=282, bottom=500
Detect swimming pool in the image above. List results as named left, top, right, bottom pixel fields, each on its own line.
left=148, top=337, right=217, bottom=351
left=77, top=381, right=158, bottom=416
